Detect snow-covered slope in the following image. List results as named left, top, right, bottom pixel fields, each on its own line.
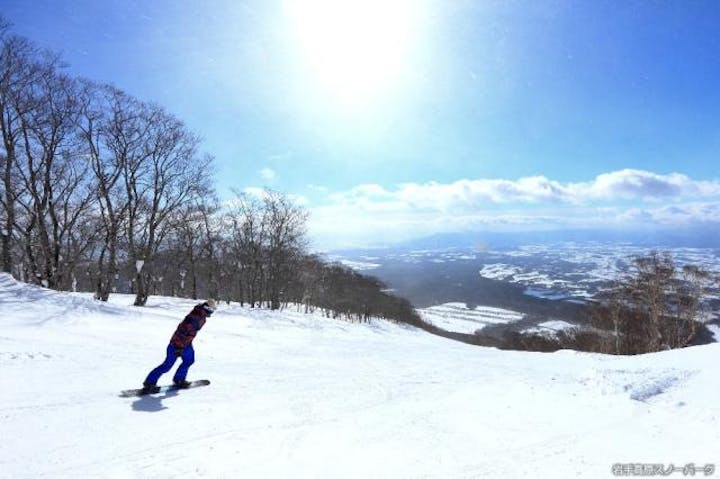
left=1, top=273, right=718, bottom=478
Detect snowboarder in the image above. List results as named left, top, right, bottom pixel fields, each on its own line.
left=143, top=299, right=216, bottom=390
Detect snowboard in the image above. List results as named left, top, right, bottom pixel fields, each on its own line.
left=119, top=379, right=210, bottom=398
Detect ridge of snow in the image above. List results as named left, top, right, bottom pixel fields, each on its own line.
left=0, top=272, right=134, bottom=325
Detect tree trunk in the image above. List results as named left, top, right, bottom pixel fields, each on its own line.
left=1, top=149, right=13, bottom=273
left=134, top=271, right=149, bottom=306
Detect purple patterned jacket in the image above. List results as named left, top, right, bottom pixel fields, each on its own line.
left=170, top=304, right=208, bottom=348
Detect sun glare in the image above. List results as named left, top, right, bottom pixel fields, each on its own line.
left=285, top=0, right=417, bottom=107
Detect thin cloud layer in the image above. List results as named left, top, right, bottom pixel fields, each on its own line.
left=329, top=169, right=720, bottom=212
left=307, top=169, right=720, bottom=248
left=259, top=168, right=277, bottom=182
left=573, top=169, right=720, bottom=200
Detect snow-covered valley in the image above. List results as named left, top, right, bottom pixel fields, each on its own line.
left=1, top=273, right=718, bottom=478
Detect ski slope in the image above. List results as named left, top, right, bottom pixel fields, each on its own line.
left=1, top=273, right=718, bottom=478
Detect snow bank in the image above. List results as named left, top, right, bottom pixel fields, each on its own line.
left=1, top=274, right=718, bottom=478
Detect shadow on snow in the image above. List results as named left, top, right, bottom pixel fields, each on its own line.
left=131, top=390, right=180, bottom=412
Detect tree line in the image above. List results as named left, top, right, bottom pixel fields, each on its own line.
left=0, top=17, right=423, bottom=326
left=497, top=251, right=716, bottom=355
left=1, top=17, right=211, bottom=305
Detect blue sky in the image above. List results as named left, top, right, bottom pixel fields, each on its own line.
left=3, top=0, right=720, bottom=248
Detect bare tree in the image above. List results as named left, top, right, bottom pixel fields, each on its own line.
left=224, top=191, right=265, bottom=306
left=591, top=251, right=715, bottom=354
left=263, top=189, right=308, bottom=310
left=77, top=83, right=141, bottom=300
left=159, top=197, right=221, bottom=299
left=0, top=20, right=39, bottom=275
left=7, top=47, right=97, bottom=288
left=168, top=204, right=203, bottom=299
left=123, top=102, right=212, bottom=306
left=197, top=199, right=222, bottom=299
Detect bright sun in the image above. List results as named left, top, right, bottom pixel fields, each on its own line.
left=285, top=0, right=418, bottom=107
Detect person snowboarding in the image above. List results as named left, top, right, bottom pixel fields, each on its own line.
left=142, top=299, right=216, bottom=390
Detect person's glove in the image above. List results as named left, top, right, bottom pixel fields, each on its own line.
left=174, top=347, right=183, bottom=357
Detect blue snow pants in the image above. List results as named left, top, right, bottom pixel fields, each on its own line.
left=144, top=343, right=195, bottom=385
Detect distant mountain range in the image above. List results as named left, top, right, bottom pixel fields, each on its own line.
left=390, top=227, right=720, bottom=252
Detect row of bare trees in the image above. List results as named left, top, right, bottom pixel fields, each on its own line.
left=150, top=191, right=422, bottom=325
left=222, top=191, right=308, bottom=309
left=287, top=256, right=422, bottom=323
left=1, top=18, right=211, bottom=305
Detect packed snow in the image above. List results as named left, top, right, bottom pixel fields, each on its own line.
left=1, top=273, right=719, bottom=478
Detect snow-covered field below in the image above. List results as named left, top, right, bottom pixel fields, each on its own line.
left=523, top=320, right=578, bottom=336
left=1, top=273, right=719, bottom=478
left=418, top=302, right=525, bottom=334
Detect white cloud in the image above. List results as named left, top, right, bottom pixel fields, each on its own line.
left=259, top=168, right=276, bottom=181
left=394, top=176, right=573, bottom=210
left=242, top=187, right=266, bottom=199
left=306, top=169, right=720, bottom=248
left=307, top=184, right=330, bottom=194
left=239, top=186, right=309, bottom=206
left=569, top=169, right=720, bottom=201
left=326, top=169, right=720, bottom=213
